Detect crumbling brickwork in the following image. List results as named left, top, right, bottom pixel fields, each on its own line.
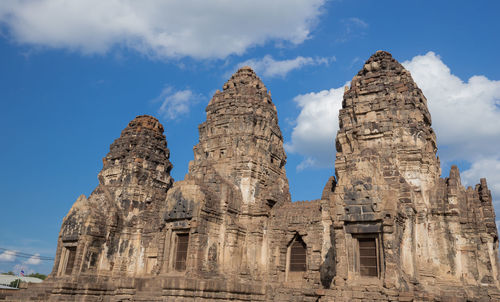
left=5, top=51, right=500, bottom=301
left=321, top=51, right=500, bottom=301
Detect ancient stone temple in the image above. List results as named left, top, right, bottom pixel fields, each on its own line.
left=5, top=51, right=500, bottom=301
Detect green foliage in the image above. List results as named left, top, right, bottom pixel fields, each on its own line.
left=9, top=279, right=21, bottom=288
left=27, top=273, right=47, bottom=280
left=1, top=271, right=15, bottom=276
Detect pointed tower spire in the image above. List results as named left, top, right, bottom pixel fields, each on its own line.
left=335, top=50, right=440, bottom=188
left=100, top=115, right=173, bottom=190
left=188, top=66, right=290, bottom=213
left=208, top=66, right=273, bottom=107
left=52, top=115, right=174, bottom=279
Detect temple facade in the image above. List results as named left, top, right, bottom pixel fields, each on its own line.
left=5, top=51, right=500, bottom=301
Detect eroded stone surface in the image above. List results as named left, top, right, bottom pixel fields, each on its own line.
left=326, top=51, right=500, bottom=300
left=50, top=115, right=174, bottom=280
left=7, top=54, right=500, bottom=302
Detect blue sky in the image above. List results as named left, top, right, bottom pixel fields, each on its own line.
left=1, top=0, right=499, bottom=275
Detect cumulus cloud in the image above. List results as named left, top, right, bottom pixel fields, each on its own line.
left=402, top=52, right=500, bottom=162
left=0, top=250, right=16, bottom=262
left=286, top=52, right=500, bottom=202
left=284, top=85, right=347, bottom=169
left=237, top=55, right=334, bottom=78
left=0, top=0, right=325, bottom=59
left=402, top=52, right=500, bottom=208
left=461, top=158, right=500, bottom=203
left=156, top=87, right=200, bottom=120
left=26, top=254, right=41, bottom=265
left=296, top=157, right=318, bottom=171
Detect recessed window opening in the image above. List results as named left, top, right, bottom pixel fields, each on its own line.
left=175, top=233, right=189, bottom=271
left=87, top=251, right=98, bottom=269
left=65, top=246, right=77, bottom=275
left=289, top=238, right=307, bottom=272
left=359, top=238, right=378, bottom=277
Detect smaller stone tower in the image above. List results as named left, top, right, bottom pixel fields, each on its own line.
left=7, top=52, right=500, bottom=302
left=51, top=115, right=173, bottom=279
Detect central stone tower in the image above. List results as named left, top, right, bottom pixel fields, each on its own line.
left=189, top=66, right=290, bottom=213
left=161, top=66, right=291, bottom=283
left=8, top=51, right=500, bottom=302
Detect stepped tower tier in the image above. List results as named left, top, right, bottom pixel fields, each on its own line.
left=100, top=114, right=173, bottom=192
left=325, top=51, right=499, bottom=293
left=50, top=115, right=174, bottom=279
left=161, top=66, right=291, bottom=282
left=336, top=50, right=441, bottom=192
left=9, top=52, right=500, bottom=302
left=188, top=66, right=291, bottom=214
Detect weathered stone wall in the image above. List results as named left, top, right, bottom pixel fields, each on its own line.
left=189, top=66, right=290, bottom=213
left=158, top=67, right=293, bottom=287
left=324, top=51, right=500, bottom=300
left=50, top=115, right=174, bottom=280
left=268, top=200, right=324, bottom=286
left=5, top=52, right=500, bottom=302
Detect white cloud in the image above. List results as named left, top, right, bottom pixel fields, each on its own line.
left=402, top=52, right=500, bottom=207
left=287, top=51, right=500, bottom=225
left=296, top=157, right=317, bottom=171
left=238, top=55, right=334, bottom=78
left=0, top=0, right=325, bottom=59
left=284, top=85, right=346, bottom=169
left=462, top=158, right=500, bottom=206
left=156, top=87, right=200, bottom=120
left=26, top=254, right=41, bottom=265
left=286, top=52, right=500, bottom=201
left=402, top=52, right=500, bottom=162
left=0, top=250, right=16, bottom=262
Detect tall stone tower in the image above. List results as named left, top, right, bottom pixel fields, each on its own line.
left=6, top=52, right=500, bottom=302
left=162, top=66, right=291, bottom=280
left=325, top=51, right=499, bottom=296
left=189, top=66, right=290, bottom=212
left=51, top=115, right=173, bottom=278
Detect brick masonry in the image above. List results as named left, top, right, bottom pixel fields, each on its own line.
left=5, top=51, right=500, bottom=302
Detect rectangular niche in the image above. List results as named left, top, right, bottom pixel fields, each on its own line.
left=358, top=238, right=378, bottom=277
left=289, top=240, right=307, bottom=272
left=286, top=235, right=308, bottom=282
left=64, top=246, right=77, bottom=275
left=345, top=222, right=383, bottom=279
left=85, top=250, right=99, bottom=271
left=174, top=233, right=189, bottom=271
left=146, top=256, right=157, bottom=273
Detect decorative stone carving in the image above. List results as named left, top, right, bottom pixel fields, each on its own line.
left=8, top=53, right=500, bottom=302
